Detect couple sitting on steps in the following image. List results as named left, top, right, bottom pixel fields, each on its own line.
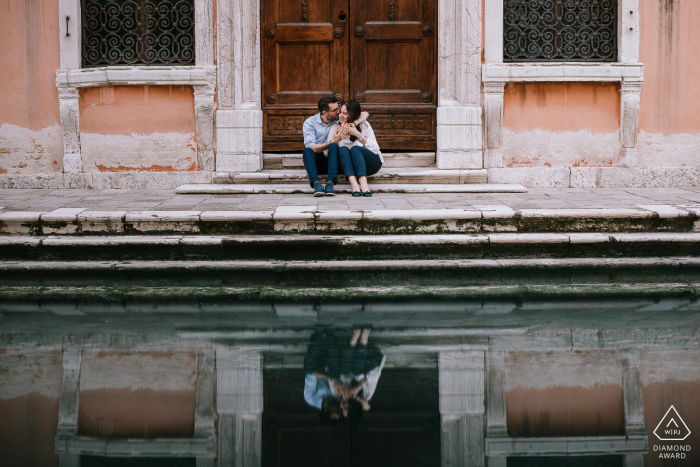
left=302, top=96, right=384, bottom=197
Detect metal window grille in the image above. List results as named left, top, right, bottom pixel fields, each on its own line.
left=81, top=0, right=195, bottom=68
left=503, top=0, right=617, bottom=62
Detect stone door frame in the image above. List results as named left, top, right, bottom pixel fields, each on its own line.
left=215, top=0, right=485, bottom=173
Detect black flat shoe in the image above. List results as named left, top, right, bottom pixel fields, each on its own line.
left=352, top=191, right=361, bottom=197
left=362, top=191, right=372, bottom=197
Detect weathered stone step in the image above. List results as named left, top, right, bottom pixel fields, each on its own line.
left=177, top=183, right=526, bottom=194
left=214, top=168, right=487, bottom=184
left=1, top=206, right=696, bottom=237
left=263, top=152, right=436, bottom=169
left=4, top=233, right=700, bottom=261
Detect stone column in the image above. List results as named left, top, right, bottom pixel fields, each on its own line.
left=436, top=0, right=483, bottom=169
left=217, top=349, right=263, bottom=467
left=483, top=83, right=505, bottom=169
left=216, top=0, right=263, bottom=173
left=56, top=349, right=81, bottom=467
left=57, top=83, right=82, bottom=173
left=195, top=351, right=217, bottom=467
left=193, top=72, right=217, bottom=172
left=622, top=349, right=647, bottom=436
left=439, top=351, right=485, bottom=467
left=619, top=80, right=643, bottom=168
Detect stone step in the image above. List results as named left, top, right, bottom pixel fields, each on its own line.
left=263, top=152, right=436, bottom=169
left=177, top=183, right=527, bottom=194
left=215, top=168, right=487, bottom=184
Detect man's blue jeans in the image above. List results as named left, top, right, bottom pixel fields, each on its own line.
left=302, top=143, right=340, bottom=187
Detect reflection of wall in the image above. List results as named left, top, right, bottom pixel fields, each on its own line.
left=505, top=350, right=625, bottom=437
left=78, top=351, right=197, bottom=437
left=641, top=350, right=700, bottom=467
left=0, top=349, right=63, bottom=467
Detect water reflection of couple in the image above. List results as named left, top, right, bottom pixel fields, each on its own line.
left=303, top=326, right=386, bottom=424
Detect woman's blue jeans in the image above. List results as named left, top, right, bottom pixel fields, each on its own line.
left=338, top=146, right=382, bottom=179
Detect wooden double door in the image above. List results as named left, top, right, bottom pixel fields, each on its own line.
left=262, top=0, right=437, bottom=151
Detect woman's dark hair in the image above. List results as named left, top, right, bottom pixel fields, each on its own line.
left=343, top=100, right=363, bottom=142
left=345, top=399, right=364, bottom=422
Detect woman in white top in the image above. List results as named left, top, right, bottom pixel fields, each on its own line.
left=325, top=100, right=383, bottom=197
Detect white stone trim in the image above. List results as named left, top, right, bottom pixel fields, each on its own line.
left=485, top=435, right=648, bottom=456
left=482, top=63, right=644, bottom=82
left=55, top=0, right=216, bottom=173
left=215, top=0, right=263, bottom=173
left=436, top=0, right=483, bottom=169
left=622, top=349, right=647, bottom=436
left=55, top=66, right=217, bottom=172
left=439, top=351, right=485, bottom=467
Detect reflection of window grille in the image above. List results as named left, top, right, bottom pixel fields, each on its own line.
left=81, top=0, right=195, bottom=68
left=503, top=0, right=617, bottom=62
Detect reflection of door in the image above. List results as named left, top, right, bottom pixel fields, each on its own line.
left=261, top=0, right=437, bottom=151
left=262, top=369, right=440, bottom=467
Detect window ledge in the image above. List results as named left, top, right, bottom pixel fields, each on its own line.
left=56, top=65, right=216, bottom=88
left=482, top=63, right=644, bottom=83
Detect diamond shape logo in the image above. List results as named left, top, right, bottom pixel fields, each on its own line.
left=654, top=405, right=691, bottom=441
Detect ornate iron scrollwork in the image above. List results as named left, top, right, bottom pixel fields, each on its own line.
left=503, top=0, right=617, bottom=62
left=81, top=0, right=195, bottom=68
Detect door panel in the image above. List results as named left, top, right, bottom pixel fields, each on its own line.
left=350, top=0, right=436, bottom=149
left=262, top=0, right=349, bottom=108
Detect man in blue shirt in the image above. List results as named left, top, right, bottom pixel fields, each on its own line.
left=303, top=327, right=345, bottom=423
left=302, top=97, right=368, bottom=197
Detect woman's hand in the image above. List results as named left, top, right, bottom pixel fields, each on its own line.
left=330, top=125, right=348, bottom=144
left=345, top=123, right=362, bottom=139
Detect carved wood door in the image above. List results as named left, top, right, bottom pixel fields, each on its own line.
left=261, top=0, right=437, bottom=152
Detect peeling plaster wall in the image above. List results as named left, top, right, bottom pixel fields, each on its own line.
left=78, top=350, right=197, bottom=437
left=79, top=86, right=199, bottom=173
left=0, top=0, right=64, bottom=174
left=640, top=350, right=700, bottom=467
left=638, top=0, right=700, bottom=167
left=504, top=350, right=625, bottom=437
left=0, top=349, right=63, bottom=467
left=501, top=83, right=622, bottom=168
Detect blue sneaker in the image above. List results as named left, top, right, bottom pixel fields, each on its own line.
left=313, top=181, right=325, bottom=197
left=325, top=181, right=336, bottom=196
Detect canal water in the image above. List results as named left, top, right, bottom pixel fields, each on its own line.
left=0, top=297, right=698, bottom=466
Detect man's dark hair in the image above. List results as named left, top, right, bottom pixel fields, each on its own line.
left=318, top=96, right=338, bottom=113
left=345, top=399, right=364, bottom=422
